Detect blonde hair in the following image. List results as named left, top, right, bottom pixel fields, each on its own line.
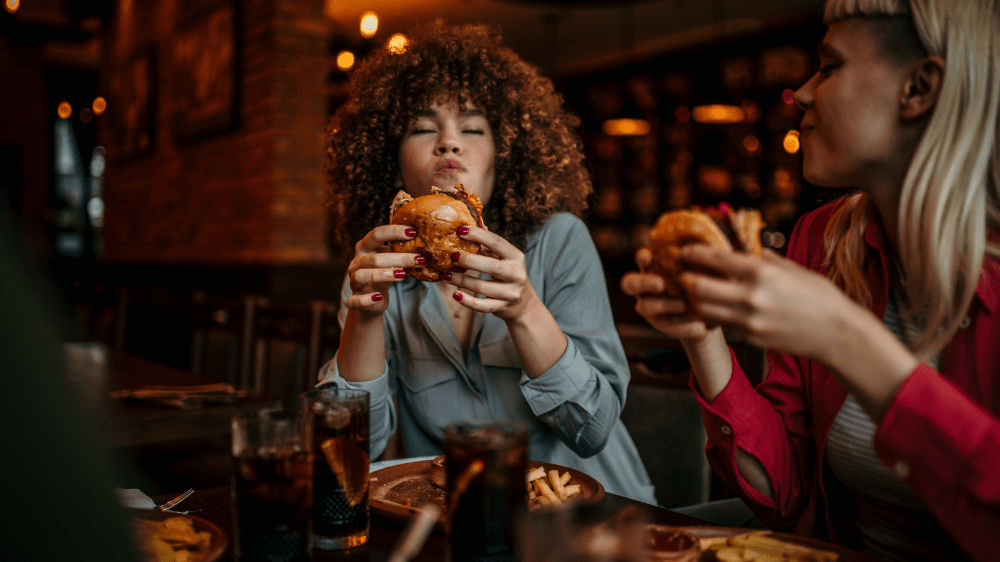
left=821, top=0, right=1000, bottom=359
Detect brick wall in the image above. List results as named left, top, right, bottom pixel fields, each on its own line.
left=101, top=0, right=329, bottom=265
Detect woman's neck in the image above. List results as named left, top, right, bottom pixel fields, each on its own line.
left=865, top=182, right=903, bottom=258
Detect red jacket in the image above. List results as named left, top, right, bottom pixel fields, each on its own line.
left=693, top=201, right=1000, bottom=561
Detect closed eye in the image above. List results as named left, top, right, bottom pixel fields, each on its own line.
left=463, top=129, right=485, bottom=135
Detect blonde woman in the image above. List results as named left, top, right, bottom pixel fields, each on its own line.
left=622, top=0, right=1000, bottom=559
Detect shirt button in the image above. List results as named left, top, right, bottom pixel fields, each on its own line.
left=720, top=425, right=732, bottom=435
left=959, top=316, right=971, bottom=329
left=893, top=460, right=910, bottom=479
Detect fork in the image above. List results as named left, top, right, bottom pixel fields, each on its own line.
left=158, top=488, right=196, bottom=513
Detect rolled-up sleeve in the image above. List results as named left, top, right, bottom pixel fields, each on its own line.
left=517, top=215, right=630, bottom=458
left=317, top=355, right=396, bottom=459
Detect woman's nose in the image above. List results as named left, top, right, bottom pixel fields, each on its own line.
left=435, top=138, right=461, bottom=155
left=793, top=77, right=815, bottom=111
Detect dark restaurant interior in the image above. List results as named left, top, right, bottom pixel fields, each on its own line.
left=1, top=0, right=845, bottom=558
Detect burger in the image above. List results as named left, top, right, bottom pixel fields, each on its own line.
left=644, top=204, right=765, bottom=296
left=388, top=184, right=486, bottom=282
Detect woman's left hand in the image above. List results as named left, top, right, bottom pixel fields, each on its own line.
left=443, top=225, right=541, bottom=322
left=680, top=244, right=859, bottom=364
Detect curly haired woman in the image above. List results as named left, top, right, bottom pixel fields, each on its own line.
left=319, top=23, right=656, bottom=504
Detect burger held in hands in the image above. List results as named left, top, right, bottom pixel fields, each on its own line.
left=643, top=204, right=765, bottom=297
left=387, top=184, right=486, bottom=282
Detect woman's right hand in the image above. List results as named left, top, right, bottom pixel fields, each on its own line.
left=621, top=247, right=733, bottom=400
left=620, top=248, right=714, bottom=345
left=345, top=225, right=424, bottom=314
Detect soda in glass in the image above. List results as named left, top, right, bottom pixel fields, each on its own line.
left=444, top=419, right=529, bottom=562
left=231, top=409, right=312, bottom=562
left=302, top=386, right=370, bottom=550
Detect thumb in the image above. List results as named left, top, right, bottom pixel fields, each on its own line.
left=761, top=247, right=784, bottom=262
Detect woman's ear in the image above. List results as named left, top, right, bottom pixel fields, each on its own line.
left=901, top=55, right=946, bottom=120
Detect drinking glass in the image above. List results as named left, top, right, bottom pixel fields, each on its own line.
left=302, top=386, right=370, bottom=550
left=518, top=504, right=651, bottom=562
left=231, top=409, right=312, bottom=562
left=444, top=419, right=529, bottom=562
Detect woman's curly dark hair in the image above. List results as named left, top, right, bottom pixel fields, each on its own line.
left=325, top=23, right=592, bottom=254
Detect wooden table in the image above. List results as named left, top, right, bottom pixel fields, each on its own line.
left=97, top=349, right=281, bottom=447
left=154, top=485, right=712, bottom=562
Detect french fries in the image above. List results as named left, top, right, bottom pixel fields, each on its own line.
left=525, top=465, right=582, bottom=508
left=699, top=531, right=839, bottom=562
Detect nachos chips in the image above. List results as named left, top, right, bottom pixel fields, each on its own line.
left=133, top=515, right=213, bottom=562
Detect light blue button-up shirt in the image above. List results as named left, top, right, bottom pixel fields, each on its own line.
left=320, top=213, right=656, bottom=504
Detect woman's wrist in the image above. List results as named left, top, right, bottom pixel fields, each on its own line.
left=682, top=326, right=733, bottom=400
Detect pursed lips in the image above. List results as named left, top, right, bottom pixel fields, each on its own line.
left=435, top=159, right=464, bottom=176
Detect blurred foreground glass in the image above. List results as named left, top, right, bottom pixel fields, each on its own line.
left=518, top=504, right=651, bottom=562
left=444, top=419, right=529, bottom=562
left=231, top=409, right=312, bottom=562
left=303, top=386, right=370, bottom=550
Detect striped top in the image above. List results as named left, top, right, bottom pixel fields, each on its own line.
left=825, top=277, right=968, bottom=561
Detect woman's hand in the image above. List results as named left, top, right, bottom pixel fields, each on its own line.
left=620, top=248, right=716, bottom=345
left=679, top=245, right=856, bottom=363
left=443, top=226, right=540, bottom=322
left=345, top=225, right=424, bottom=315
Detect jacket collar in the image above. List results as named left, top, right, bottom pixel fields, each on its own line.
left=862, top=213, right=998, bottom=315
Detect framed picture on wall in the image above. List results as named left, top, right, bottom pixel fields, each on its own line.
left=171, top=0, right=240, bottom=143
left=110, top=45, right=157, bottom=161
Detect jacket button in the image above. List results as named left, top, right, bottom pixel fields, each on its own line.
left=720, top=425, right=732, bottom=435
left=959, top=316, right=971, bottom=329
left=893, top=460, right=910, bottom=479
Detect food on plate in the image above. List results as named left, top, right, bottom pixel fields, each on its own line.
left=132, top=515, right=213, bottom=562
left=644, top=204, right=765, bottom=297
left=430, top=455, right=447, bottom=489
left=388, top=184, right=486, bottom=282
left=699, top=530, right=839, bottom=562
left=647, top=525, right=700, bottom=561
left=430, top=458, right=584, bottom=509
left=526, top=465, right=581, bottom=508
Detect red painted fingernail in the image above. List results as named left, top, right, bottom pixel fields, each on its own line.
left=453, top=292, right=463, bottom=301
left=441, top=272, right=452, bottom=281
left=452, top=252, right=461, bottom=262
left=457, top=226, right=469, bottom=236
left=394, top=269, right=407, bottom=279
left=414, top=256, right=426, bottom=265
left=372, top=293, right=383, bottom=302
left=405, top=228, right=417, bottom=237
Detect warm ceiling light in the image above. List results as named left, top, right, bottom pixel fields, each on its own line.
left=783, top=130, right=801, bottom=154
left=742, top=135, right=760, bottom=154
left=336, top=51, right=355, bottom=71
left=5, top=0, right=19, bottom=14
left=359, top=11, right=378, bottom=38
left=691, top=104, right=745, bottom=124
left=602, top=118, right=651, bottom=137
left=92, top=97, right=107, bottom=115
left=57, top=101, right=72, bottom=119
left=781, top=88, right=796, bottom=105
left=387, top=33, right=408, bottom=55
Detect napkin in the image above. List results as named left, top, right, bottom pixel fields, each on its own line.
left=116, top=487, right=156, bottom=509
left=109, top=383, right=248, bottom=409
